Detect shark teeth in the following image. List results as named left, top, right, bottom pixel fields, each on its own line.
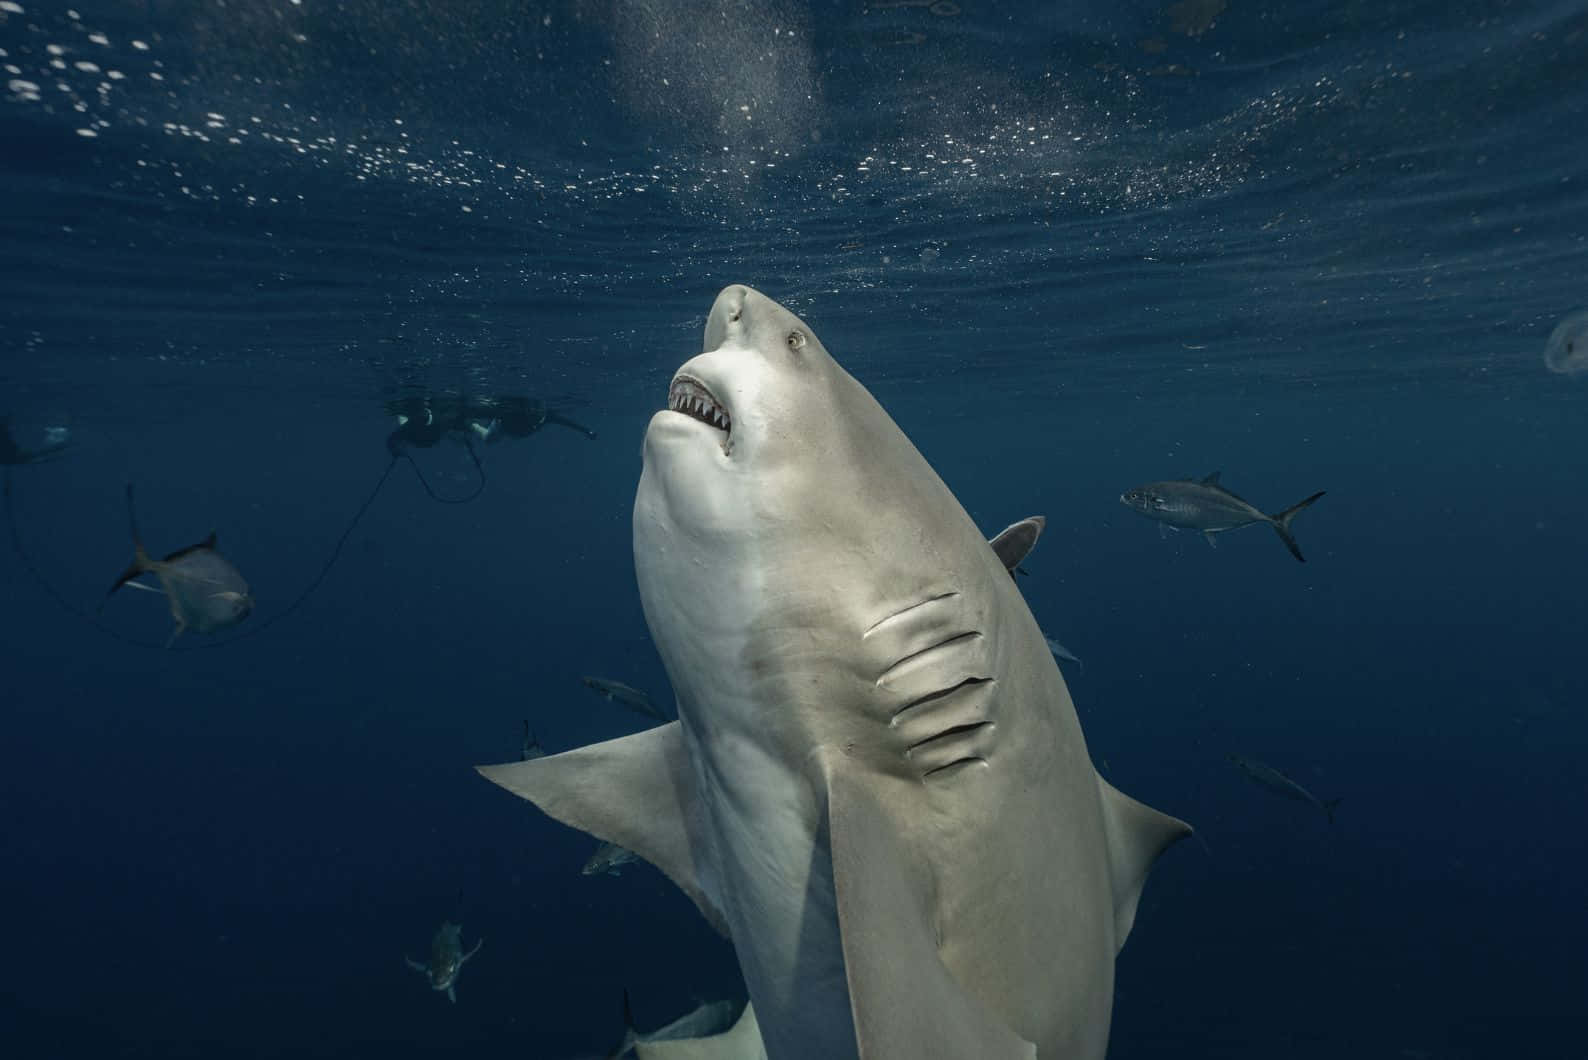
left=667, top=375, right=731, bottom=434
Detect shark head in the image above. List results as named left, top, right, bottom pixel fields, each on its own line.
left=634, top=285, right=990, bottom=769
left=638, top=285, right=863, bottom=537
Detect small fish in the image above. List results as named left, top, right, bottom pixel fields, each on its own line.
left=608, top=988, right=745, bottom=1058
left=1227, top=754, right=1342, bottom=825
left=1042, top=634, right=1084, bottom=673
left=521, top=720, right=545, bottom=761
left=0, top=416, right=71, bottom=466
left=1120, top=472, right=1325, bottom=562
left=102, top=485, right=253, bottom=647
left=582, top=840, right=639, bottom=877
left=581, top=676, right=667, bottom=721
left=405, top=921, right=482, bottom=1004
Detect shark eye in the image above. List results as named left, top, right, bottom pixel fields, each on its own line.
left=786, top=329, right=807, bottom=351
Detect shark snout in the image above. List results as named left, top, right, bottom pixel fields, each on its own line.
left=704, top=285, right=754, bottom=351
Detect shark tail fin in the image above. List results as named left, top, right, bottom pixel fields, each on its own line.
left=1323, top=797, right=1343, bottom=826
left=1268, top=490, right=1325, bottom=563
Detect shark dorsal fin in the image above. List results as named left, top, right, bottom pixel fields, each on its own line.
left=822, top=755, right=1038, bottom=1060
left=476, top=722, right=727, bottom=935
left=987, top=516, right=1045, bottom=575
left=1096, top=774, right=1192, bottom=952
left=1200, top=471, right=1221, bottom=486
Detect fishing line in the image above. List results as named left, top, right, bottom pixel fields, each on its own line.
left=193, top=453, right=401, bottom=647
left=396, top=435, right=487, bottom=504
left=3, top=465, right=168, bottom=649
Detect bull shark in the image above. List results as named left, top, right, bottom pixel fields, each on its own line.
left=1119, top=473, right=1325, bottom=562
left=102, top=486, right=253, bottom=647
left=404, top=920, right=481, bottom=1003
left=478, top=285, right=1190, bottom=1059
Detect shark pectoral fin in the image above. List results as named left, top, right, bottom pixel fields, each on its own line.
left=1203, top=531, right=1218, bottom=548
left=987, top=515, right=1045, bottom=575
left=163, top=619, right=187, bottom=649
left=823, top=762, right=1037, bottom=1060
left=404, top=956, right=426, bottom=975
left=447, top=985, right=456, bottom=1004
left=633, top=1002, right=766, bottom=1060
left=476, top=722, right=726, bottom=935
left=1096, top=774, right=1193, bottom=952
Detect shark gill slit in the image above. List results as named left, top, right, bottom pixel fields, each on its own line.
left=862, top=591, right=960, bottom=638
left=892, top=676, right=993, bottom=721
left=907, top=720, right=993, bottom=757
left=922, top=756, right=990, bottom=780
left=875, top=630, right=983, bottom=685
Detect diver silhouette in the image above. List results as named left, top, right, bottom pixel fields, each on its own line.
left=383, top=392, right=597, bottom=503
left=383, top=393, right=488, bottom=504
left=470, top=395, right=597, bottom=444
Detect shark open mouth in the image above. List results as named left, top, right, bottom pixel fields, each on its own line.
left=668, top=374, right=731, bottom=435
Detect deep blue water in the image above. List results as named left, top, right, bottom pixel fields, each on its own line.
left=2, top=1, right=1585, bottom=1057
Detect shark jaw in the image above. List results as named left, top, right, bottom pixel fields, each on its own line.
left=667, top=374, right=731, bottom=436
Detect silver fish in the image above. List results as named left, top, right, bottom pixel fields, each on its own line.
left=1120, top=472, right=1324, bottom=562
left=581, top=676, right=667, bottom=721
left=582, top=840, right=639, bottom=877
left=102, top=486, right=253, bottom=647
left=1227, top=754, right=1342, bottom=825
left=522, top=721, right=545, bottom=761
left=1042, top=634, right=1084, bottom=673
left=405, top=921, right=482, bottom=1004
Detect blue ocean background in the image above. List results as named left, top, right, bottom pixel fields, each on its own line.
left=3, top=1, right=1585, bottom=1056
